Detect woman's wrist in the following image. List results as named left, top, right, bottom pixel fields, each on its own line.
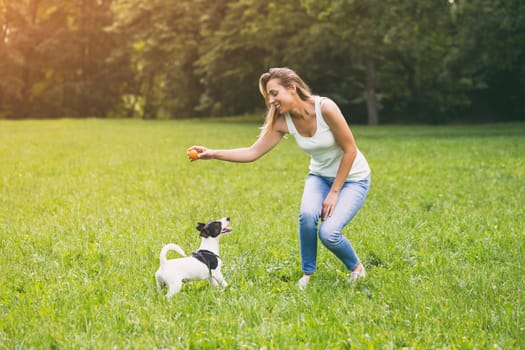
left=210, top=150, right=219, bottom=160
left=330, top=187, right=340, bottom=194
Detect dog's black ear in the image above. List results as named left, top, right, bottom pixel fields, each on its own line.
left=198, top=222, right=211, bottom=238
left=205, top=221, right=222, bottom=237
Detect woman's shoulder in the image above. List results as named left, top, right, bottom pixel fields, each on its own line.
left=317, top=96, right=338, bottom=112
left=317, top=96, right=347, bottom=130
left=318, top=96, right=343, bottom=119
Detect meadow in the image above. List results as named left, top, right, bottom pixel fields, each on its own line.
left=0, top=118, right=523, bottom=349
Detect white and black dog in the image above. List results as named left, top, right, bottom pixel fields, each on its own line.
left=155, top=217, right=232, bottom=298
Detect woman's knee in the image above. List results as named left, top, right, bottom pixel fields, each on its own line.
left=318, top=226, right=342, bottom=247
left=299, top=205, right=320, bottom=225
left=299, top=210, right=320, bottom=227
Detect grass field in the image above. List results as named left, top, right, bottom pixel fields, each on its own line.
left=0, top=118, right=524, bottom=349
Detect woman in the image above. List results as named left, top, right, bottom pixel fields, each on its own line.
left=187, top=67, right=371, bottom=289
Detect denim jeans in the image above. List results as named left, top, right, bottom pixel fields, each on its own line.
left=298, top=173, right=370, bottom=275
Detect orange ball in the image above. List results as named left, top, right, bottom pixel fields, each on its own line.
left=188, top=149, right=199, bottom=160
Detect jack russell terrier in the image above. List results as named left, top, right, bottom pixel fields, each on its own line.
left=155, top=217, right=232, bottom=298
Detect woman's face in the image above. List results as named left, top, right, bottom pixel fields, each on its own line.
left=266, top=78, right=295, bottom=114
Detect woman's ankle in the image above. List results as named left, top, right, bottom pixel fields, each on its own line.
left=352, top=262, right=363, bottom=273
left=298, top=274, right=312, bottom=290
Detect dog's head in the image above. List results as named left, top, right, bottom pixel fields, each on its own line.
left=196, top=217, right=232, bottom=238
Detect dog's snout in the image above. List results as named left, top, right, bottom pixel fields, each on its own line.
left=226, top=217, right=230, bottom=221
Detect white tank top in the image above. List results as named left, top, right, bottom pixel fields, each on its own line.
left=284, top=96, right=370, bottom=181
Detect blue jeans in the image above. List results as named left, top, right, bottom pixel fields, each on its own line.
left=299, top=174, right=370, bottom=275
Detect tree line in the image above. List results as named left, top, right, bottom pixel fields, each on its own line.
left=1, top=0, right=524, bottom=124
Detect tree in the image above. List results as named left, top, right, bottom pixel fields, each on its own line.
left=378, top=1, right=460, bottom=122
left=300, top=0, right=388, bottom=125
left=195, top=0, right=317, bottom=116
left=1, top=0, right=523, bottom=122
left=0, top=0, right=119, bottom=118
left=0, top=0, right=54, bottom=118
left=445, top=0, right=525, bottom=120
left=109, top=0, right=214, bottom=118
left=62, top=0, right=120, bottom=117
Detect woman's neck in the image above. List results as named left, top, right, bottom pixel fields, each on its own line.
left=290, top=96, right=315, bottom=119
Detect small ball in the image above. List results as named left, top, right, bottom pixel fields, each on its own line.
left=188, top=149, right=199, bottom=160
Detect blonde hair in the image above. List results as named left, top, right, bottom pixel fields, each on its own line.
left=259, top=67, right=312, bottom=135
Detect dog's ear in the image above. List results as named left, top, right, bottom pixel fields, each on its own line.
left=204, top=221, right=222, bottom=237
left=198, top=222, right=212, bottom=238
left=196, top=223, right=205, bottom=232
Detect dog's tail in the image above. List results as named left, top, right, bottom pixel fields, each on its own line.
left=160, top=243, right=187, bottom=265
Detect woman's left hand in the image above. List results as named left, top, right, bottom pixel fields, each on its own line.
left=321, top=191, right=339, bottom=221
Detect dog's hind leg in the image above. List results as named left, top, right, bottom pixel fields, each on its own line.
left=155, top=272, right=164, bottom=289
left=166, top=281, right=183, bottom=298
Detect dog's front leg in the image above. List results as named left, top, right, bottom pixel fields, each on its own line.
left=210, top=271, right=227, bottom=289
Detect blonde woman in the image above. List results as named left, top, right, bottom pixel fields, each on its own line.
left=188, top=67, right=371, bottom=289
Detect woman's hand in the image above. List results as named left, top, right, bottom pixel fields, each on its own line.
left=187, top=146, right=214, bottom=161
left=321, top=191, right=339, bottom=221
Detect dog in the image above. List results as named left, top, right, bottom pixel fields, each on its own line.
left=155, top=217, right=232, bottom=298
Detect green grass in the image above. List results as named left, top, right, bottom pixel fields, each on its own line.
left=1, top=119, right=524, bottom=349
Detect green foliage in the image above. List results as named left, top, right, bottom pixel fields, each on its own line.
left=195, top=0, right=268, bottom=116
left=0, top=0, right=524, bottom=121
left=108, top=0, right=211, bottom=118
left=446, top=0, right=525, bottom=118
left=1, top=119, right=524, bottom=348
left=0, top=0, right=120, bottom=118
